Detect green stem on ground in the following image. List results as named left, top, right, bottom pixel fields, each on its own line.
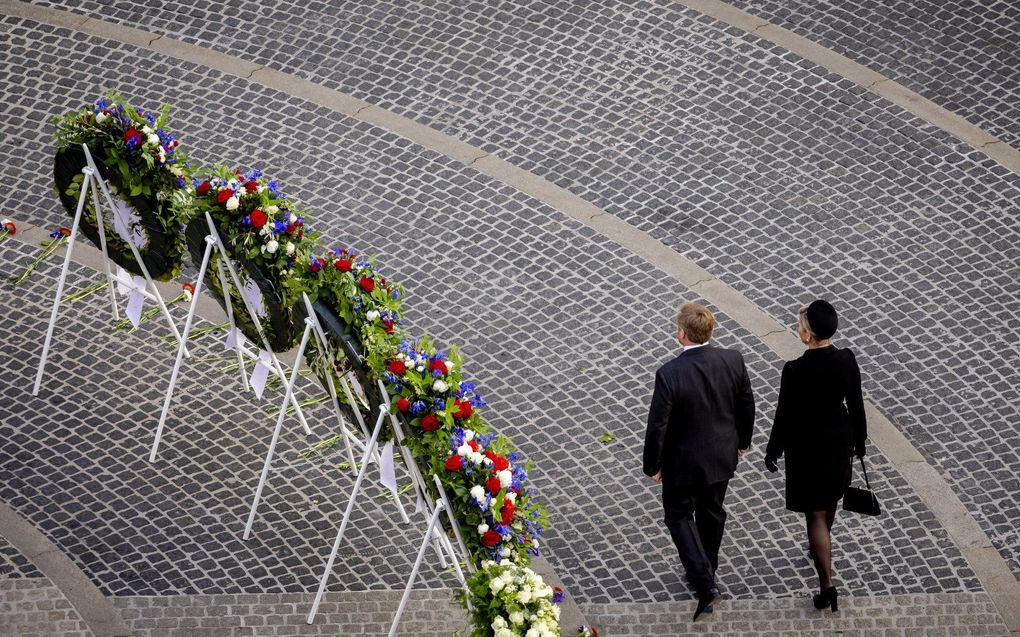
left=62, top=280, right=106, bottom=303
left=10, top=237, right=68, bottom=286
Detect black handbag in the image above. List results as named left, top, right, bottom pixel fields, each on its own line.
left=843, top=457, right=881, bottom=516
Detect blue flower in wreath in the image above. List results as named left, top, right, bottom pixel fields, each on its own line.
left=273, top=220, right=288, bottom=234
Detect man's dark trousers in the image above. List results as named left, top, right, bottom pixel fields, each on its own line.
left=662, top=479, right=729, bottom=591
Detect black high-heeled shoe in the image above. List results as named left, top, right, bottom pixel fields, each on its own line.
left=812, top=586, right=838, bottom=612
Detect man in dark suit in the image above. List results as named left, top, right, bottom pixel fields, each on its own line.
left=643, top=302, right=755, bottom=621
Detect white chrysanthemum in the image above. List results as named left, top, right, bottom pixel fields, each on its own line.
left=497, top=469, right=512, bottom=488
left=225, top=196, right=239, bottom=210
left=433, top=379, right=448, bottom=392
left=478, top=524, right=489, bottom=535
left=469, top=485, right=485, bottom=502
left=285, top=242, right=295, bottom=256
left=264, top=240, right=279, bottom=254
left=457, top=443, right=472, bottom=457
left=147, top=133, right=160, bottom=146
left=366, top=310, right=380, bottom=322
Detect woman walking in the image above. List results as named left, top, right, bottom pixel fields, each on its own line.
left=764, top=300, right=867, bottom=612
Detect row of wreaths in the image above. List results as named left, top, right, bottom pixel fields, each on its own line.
left=49, top=93, right=569, bottom=637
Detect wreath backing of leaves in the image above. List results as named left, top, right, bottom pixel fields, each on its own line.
left=185, top=216, right=305, bottom=352
left=54, top=145, right=182, bottom=281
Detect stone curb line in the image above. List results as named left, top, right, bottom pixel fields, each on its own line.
left=2, top=0, right=1019, bottom=632
left=672, top=0, right=1020, bottom=176
left=0, top=499, right=132, bottom=636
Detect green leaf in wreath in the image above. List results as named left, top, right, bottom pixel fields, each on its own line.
left=597, top=432, right=616, bottom=443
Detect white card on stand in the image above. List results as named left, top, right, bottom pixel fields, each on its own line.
left=125, top=276, right=147, bottom=327
left=224, top=326, right=247, bottom=351
left=116, top=266, right=131, bottom=296
left=249, top=350, right=273, bottom=400
left=379, top=440, right=398, bottom=499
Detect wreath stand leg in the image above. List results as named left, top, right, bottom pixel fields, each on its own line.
left=388, top=497, right=445, bottom=637
left=150, top=212, right=313, bottom=461
left=150, top=235, right=215, bottom=462
left=242, top=316, right=313, bottom=541
left=215, top=258, right=249, bottom=393
left=307, top=404, right=389, bottom=623
left=32, top=163, right=92, bottom=397
left=243, top=294, right=405, bottom=541
left=33, top=143, right=195, bottom=397
left=305, top=389, right=473, bottom=627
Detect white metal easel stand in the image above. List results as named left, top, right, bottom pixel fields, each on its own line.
left=306, top=382, right=474, bottom=630
left=33, top=143, right=189, bottom=396
left=241, top=293, right=407, bottom=541
left=149, top=211, right=312, bottom=462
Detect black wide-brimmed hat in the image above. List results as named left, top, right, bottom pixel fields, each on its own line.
left=805, top=299, right=838, bottom=340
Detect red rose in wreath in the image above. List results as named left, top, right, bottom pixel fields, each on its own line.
left=486, top=477, right=501, bottom=495
left=335, top=258, right=352, bottom=272
left=388, top=360, right=406, bottom=375
left=396, top=397, right=410, bottom=412
left=501, top=500, right=515, bottom=525
left=453, top=400, right=472, bottom=419
left=359, top=276, right=375, bottom=293
left=196, top=181, right=211, bottom=196
left=445, top=456, right=463, bottom=471
left=244, top=180, right=258, bottom=193
left=482, top=529, right=501, bottom=547
left=249, top=209, right=267, bottom=228
left=420, top=414, right=440, bottom=432
left=216, top=188, right=233, bottom=204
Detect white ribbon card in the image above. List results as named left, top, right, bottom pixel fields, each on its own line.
left=125, top=275, right=147, bottom=328
left=224, top=327, right=247, bottom=351
left=249, top=350, right=273, bottom=400
left=379, top=440, right=398, bottom=500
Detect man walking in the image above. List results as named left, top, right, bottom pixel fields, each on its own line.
left=643, top=302, right=755, bottom=621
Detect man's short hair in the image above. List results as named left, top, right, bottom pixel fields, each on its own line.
left=677, top=302, right=714, bottom=344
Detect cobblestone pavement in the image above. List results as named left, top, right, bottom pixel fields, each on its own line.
left=0, top=579, right=91, bottom=637
left=1, top=2, right=1018, bottom=636
left=581, top=593, right=1012, bottom=636
left=0, top=533, right=41, bottom=579
left=15, top=0, right=1020, bottom=585
left=0, top=14, right=988, bottom=609
left=726, top=0, right=1020, bottom=147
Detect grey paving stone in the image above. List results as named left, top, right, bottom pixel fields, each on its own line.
left=0, top=532, right=43, bottom=579
left=0, top=14, right=991, bottom=609
left=11, top=0, right=1020, bottom=583
left=0, top=578, right=92, bottom=637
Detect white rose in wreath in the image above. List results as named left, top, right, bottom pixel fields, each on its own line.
left=432, top=379, right=448, bottom=393
left=509, top=611, right=524, bottom=625
left=365, top=310, right=380, bottom=322
left=147, top=133, right=160, bottom=146
left=225, top=196, right=239, bottom=210
left=470, top=485, right=485, bottom=502
left=478, top=523, right=489, bottom=534
left=497, top=469, right=512, bottom=488
left=285, top=242, right=295, bottom=256
left=264, top=240, right=279, bottom=254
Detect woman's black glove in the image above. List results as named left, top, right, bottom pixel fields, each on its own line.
left=764, top=455, right=779, bottom=473
left=853, top=444, right=866, bottom=459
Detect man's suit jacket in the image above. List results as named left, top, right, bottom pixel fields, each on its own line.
left=643, top=344, right=755, bottom=487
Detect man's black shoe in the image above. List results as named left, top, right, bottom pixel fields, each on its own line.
left=693, top=587, right=719, bottom=621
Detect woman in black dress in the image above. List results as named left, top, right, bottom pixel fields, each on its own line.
left=764, top=300, right=867, bottom=612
